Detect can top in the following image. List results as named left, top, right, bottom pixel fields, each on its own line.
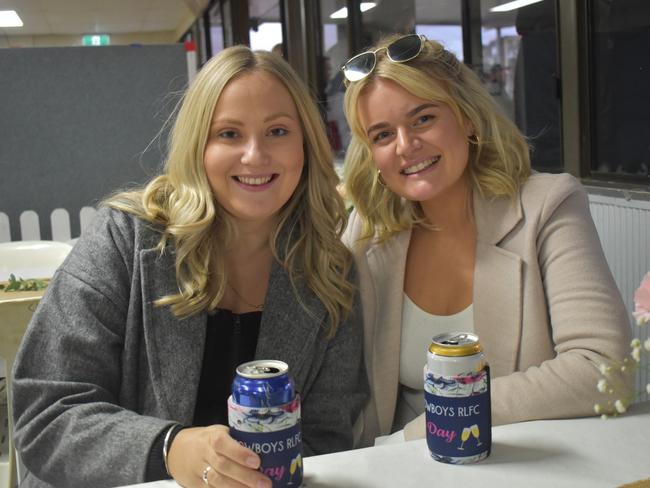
left=429, top=332, right=483, bottom=357
left=236, top=360, right=289, bottom=379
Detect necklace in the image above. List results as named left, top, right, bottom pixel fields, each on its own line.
left=227, top=281, right=264, bottom=310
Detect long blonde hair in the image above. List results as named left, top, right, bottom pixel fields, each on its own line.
left=105, top=46, right=353, bottom=335
left=343, top=35, right=531, bottom=241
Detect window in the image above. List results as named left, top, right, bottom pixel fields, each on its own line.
left=248, top=0, right=283, bottom=53
left=590, top=0, right=650, bottom=179
left=478, top=0, right=562, bottom=172
left=415, top=1, right=464, bottom=62
left=304, top=0, right=648, bottom=185
left=320, top=0, right=352, bottom=166
left=360, top=1, right=463, bottom=60
left=208, top=2, right=224, bottom=57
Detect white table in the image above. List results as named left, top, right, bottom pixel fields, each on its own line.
left=120, top=402, right=650, bottom=488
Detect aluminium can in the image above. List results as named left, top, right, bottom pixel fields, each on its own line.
left=231, top=360, right=295, bottom=408
left=228, top=360, right=303, bottom=487
left=424, top=332, right=491, bottom=464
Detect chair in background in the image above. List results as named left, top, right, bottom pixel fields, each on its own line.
left=0, top=241, right=73, bottom=282
left=0, top=240, right=73, bottom=488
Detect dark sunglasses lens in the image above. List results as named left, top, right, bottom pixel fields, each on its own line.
left=388, top=35, right=422, bottom=62
left=343, top=52, right=376, bottom=82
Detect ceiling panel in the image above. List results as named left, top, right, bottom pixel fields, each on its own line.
left=143, top=9, right=188, bottom=31
left=0, top=0, right=190, bottom=36
left=0, top=0, right=42, bottom=11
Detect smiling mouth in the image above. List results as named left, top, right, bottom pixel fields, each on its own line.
left=401, top=156, right=441, bottom=175
left=234, top=174, right=277, bottom=186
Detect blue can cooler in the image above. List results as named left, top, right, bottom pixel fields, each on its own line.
left=228, top=360, right=303, bottom=487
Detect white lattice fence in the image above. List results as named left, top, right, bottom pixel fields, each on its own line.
left=0, top=207, right=97, bottom=243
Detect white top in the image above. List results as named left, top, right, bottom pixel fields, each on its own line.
left=393, top=293, right=474, bottom=431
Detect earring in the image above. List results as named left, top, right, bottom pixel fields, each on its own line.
left=377, top=170, right=386, bottom=187
left=468, top=134, right=480, bottom=145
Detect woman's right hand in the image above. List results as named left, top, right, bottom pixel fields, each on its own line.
left=167, top=425, right=272, bottom=488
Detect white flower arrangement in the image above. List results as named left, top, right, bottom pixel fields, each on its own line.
left=594, top=272, right=650, bottom=418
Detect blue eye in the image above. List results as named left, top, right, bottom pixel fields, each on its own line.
left=372, top=131, right=392, bottom=143
left=415, top=114, right=434, bottom=125
left=270, top=127, right=289, bottom=136
left=218, top=130, right=239, bottom=139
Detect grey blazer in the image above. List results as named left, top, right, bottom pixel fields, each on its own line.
left=344, top=173, right=632, bottom=446
left=12, top=208, right=368, bottom=488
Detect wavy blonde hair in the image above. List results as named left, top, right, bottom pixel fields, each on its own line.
left=343, top=35, right=531, bottom=241
left=105, top=46, right=353, bottom=336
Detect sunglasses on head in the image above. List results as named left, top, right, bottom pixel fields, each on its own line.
left=342, top=34, right=427, bottom=83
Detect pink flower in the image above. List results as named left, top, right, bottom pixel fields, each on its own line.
left=633, top=272, right=650, bottom=325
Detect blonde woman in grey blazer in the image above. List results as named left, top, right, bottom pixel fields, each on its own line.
left=12, top=46, right=367, bottom=488
left=340, top=34, right=631, bottom=447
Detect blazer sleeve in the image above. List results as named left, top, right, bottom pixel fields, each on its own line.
left=491, top=177, right=633, bottom=424
left=299, top=269, right=369, bottom=456
left=12, top=209, right=174, bottom=487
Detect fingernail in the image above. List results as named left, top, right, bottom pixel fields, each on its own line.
left=246, top=456, right=259, bottom=468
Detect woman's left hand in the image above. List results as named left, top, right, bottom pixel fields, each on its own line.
left=167, top=424, right=272, bottom=488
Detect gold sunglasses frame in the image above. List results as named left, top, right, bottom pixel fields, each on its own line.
left=341, top=34, right=427, bottom=83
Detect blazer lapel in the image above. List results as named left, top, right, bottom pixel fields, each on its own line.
left=473, top=190, right=523, bottom=377
left=366, top=229, right=411, bottom=434
left=140, top=247, right=206, bottom=424
left=255, top=259, right=324, bottom=391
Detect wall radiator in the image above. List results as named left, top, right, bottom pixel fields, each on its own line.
left=589, top=193, right=650, bottom=404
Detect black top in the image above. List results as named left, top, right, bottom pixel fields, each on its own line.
left=193, top=309, right=262, bottom=426
left=146, top=309, right=262, bottom=480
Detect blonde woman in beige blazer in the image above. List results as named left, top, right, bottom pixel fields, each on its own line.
left=340, top=34, right=632, bottom=447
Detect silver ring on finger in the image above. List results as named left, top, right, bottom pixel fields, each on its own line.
left=202, top=465, right=212, bottom=485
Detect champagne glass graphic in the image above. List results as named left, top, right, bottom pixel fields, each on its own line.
left=470, top=424, right=482, bottom=446
left=458, top=427, right=471, bottom=450
left=288, top=454, right=302, bottom=485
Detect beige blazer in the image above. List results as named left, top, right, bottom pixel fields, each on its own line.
left=344, top=173, right=632, bottom=447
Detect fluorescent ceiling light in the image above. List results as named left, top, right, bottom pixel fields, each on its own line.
left=490, top=0, right=544, bottom=13
left=0, top=10, right=23, bottom=27
left=330, top=2, right=377, bottom=19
